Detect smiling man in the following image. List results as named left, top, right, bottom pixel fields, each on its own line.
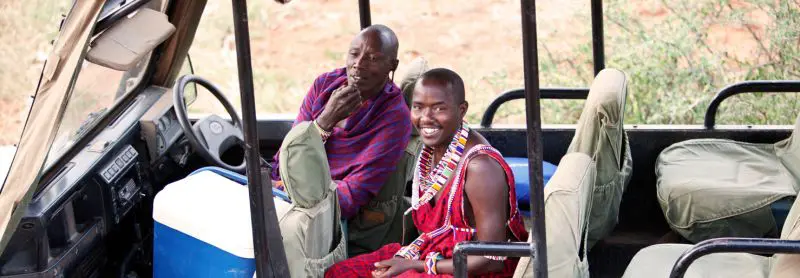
left=325, top=68, right=527, bottom=277
left=269, top=24, right=412, bottom=249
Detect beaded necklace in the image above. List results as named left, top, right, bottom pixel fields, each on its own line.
left=396, top=123, right=470, bottom=260
left=410, top=123, right=470, bottom=212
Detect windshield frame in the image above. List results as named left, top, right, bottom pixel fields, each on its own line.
left=37, top=2, right=166, bottom=185
left=43, top=53, right=154, bottom=170
left=38, top=52, right=159, bottom=182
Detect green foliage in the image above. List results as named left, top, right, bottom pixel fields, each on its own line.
left=600, top=0, right=800, bottom=125
left=487, top=0, right=800, bottom=126
left=184, top=0, right=799, bottom=126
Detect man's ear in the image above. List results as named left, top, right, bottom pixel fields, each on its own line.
left=391, top=59, right=399, bottom=72
left=459, top=101, right=469, bottom=119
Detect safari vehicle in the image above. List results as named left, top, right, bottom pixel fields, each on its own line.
left=1, top=0, right=799, bottom=278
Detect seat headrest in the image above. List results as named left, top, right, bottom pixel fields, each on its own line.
left=775, top=113, right=800, bottom=189
left=279, top=122, right=335, bottom=208
left=585, top=68, right=628, bottom=115
left=568, top=68, right=629, bottom=159
left=398, top=57, right=428, bottom=137
left=399, top=57, right=429, bottom=109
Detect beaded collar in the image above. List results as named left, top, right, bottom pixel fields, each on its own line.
left=407, top=123, right=470, bottom=213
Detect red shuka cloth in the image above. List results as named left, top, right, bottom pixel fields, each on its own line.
left=325, top=145, right=528, bottom=277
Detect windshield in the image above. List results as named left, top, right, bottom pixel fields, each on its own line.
left=44, top=56, right=149, bottom=168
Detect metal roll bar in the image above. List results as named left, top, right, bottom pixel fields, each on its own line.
left=519, top=0, right=548, bottom=275
left=670, top=238, right=800, bottom=278
left=453, top=0, right=547, bottom=276
left=95, top=0, right=151, bottom=35
left=453, top=242, right=533, bottom=277
left=704, top=80, right=800, bottom=129
left=359, top=0, right=371, bottom=29
left=232, top=0, right=290, bottom=276
left=591, top=0, right=604, bottom=75
left=480, top=88, right=589, bottom=127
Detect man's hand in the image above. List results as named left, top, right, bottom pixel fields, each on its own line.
left=271, top=180, right=284, bottom=190
left=371, top=258, right=423, bottom=278
left=317, top=85, right=362, bottom=131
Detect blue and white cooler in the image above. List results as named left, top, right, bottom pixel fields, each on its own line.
left=153, top=167, right=291, bottom=278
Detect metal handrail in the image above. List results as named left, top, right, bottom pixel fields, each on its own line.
left=453, top=242, right=533, bottom=277
left=670, top=238, right=800, bottom=278
left=519, top=0, right=547, bottom=277
left=704, top=80, right=800, bottom=129
left=591, top=0, right=604, bottom=75
left=232, top=0, right=290, bottom=276
left=480, top=88, right=589, bottom=127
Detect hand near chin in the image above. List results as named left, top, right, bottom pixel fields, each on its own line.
left=271, top=180, right=284, bottom=190
left=317, top=85, right=362, bottom=131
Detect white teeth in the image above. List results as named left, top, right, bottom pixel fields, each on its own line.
left=422, top=128, right=440, bottom=135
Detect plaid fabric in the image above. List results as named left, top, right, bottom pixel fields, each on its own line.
left=271, top=68, right=412, bottom=218
left=325, top=244, right=522, bottom=278
left=325, top=243, right=401, bottom=277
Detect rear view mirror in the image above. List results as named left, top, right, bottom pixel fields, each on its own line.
left=87, top=8, right=175, bottom=71
left=178, top=55, right=198, bottom=107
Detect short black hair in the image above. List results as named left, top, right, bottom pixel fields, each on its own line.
left=418, top=68, right=466, bottom=104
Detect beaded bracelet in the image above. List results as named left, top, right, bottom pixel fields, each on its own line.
left=424, top=252, right=444, bottom=275
left=312, top=120, right=332, bottom=143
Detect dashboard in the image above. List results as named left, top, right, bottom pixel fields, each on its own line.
left=0, top=86, right=189, bottom=277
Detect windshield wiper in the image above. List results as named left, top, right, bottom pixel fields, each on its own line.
left=72, top=108, right=107, bottom=140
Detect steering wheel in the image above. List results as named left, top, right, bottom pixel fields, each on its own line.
left=173, top=75, right=246, bottom=173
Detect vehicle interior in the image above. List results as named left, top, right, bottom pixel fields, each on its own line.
left=0, top=0, right=798, bottom=277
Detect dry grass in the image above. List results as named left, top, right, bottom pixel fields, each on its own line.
left=1, top=0, right=798, bottom=146
left=186, top=0, right=800, bottom=127
left=0, top=0, right=68, bottom=145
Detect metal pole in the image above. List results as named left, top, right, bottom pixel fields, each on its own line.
left=520, top=0, right=547, bottom=277
left=358, top=0, right=371, bottom=29
left=591, top=0, right=605, bottom=75
left=453, top=248, right=468, bottom=278
left=231, top=0, right=290, bottom=276
left=521, top=0, right=547, bottom=278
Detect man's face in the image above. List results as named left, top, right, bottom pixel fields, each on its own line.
left=346, top=31, right=394, bottom=93
left=411, top=79, right=467, bottom=148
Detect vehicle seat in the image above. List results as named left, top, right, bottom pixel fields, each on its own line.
left=656, top=115, right=800, bottom=243
left=622, top=188, right=800, bottom=278
left=513, top=68, right=632, bottom=277
left=153, top=122, right=346, bottom=278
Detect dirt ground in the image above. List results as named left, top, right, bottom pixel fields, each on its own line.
left=0, top=0, right=777, bottom=146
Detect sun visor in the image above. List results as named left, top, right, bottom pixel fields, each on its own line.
left=87, top=8, right=175, bottom=71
